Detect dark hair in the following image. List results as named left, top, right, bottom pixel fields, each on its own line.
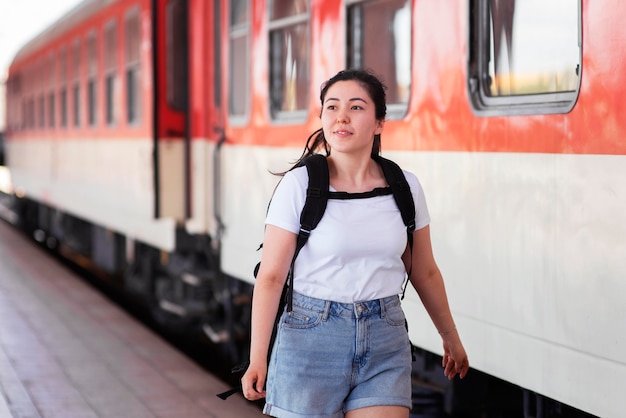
left=293, top=69, right=387, bottom=167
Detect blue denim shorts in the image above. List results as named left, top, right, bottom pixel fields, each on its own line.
left=263, top=292, right=412, bottom=418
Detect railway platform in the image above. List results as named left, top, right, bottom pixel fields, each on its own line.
left=0, top=218, right=263, bottom=417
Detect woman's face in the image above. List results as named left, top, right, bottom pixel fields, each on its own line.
left=321, top=80, right=384, bottom=157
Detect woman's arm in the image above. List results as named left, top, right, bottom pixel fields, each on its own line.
left=407, top=225, right=469, bottom=379
left=241, top=224, right=296, bottom=400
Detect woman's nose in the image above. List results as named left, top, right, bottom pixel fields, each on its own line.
left=336, top=110, right=349, bottom=123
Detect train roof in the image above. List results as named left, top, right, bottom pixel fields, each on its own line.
left=10, top=0, right=119, bottom=67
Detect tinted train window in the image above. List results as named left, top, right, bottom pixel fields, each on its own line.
left=468, top=0, right=581, bottom=115
left=86, top=32, right=97, bottom=127
left=347, top=0, right=411, bottom=117
left=166, top=0, right=188, bottom=112
left=229, top=0, right=250, bottom=120
left=60, top=47, right=68, bottom=128
left=48, top=54, right=56, bottom=128
left=73, top=39, right=81, bottom=127
left=268, top=0, right=310, bottom=120
left=104, top=21, right=118, bottom=125
left=125, top=9, right=141, bottom=125
left=38, top=61, right=45, bottom=129
left=39, top=93, right=45, bottom=129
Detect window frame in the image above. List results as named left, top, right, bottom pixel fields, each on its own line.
left=72, top=38, right=82, bottom=128
left=467, top=0, right=582, bottom=116
left=228, top=0, right=251, bottom=125
left=267, top=0, right=311, bottom=123
left=104, top=19, right=119, bottom=127
left=86, top=30, right=98, bottom=128
left=165, top=0, right=188, bottom=113
left=59, top=46, right=68, bottom=128
left=124, top=7, right=142, bottom=126
left=345, top=0, right=412, bottom=120
left=48, top=53, right=56, bottom=129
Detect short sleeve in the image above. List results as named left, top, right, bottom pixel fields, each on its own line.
left=403, top=170, right=431, bottom=230
left=265, top=167, right=308, bottom=234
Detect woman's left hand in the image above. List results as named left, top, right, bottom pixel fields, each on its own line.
left=442, top=334, right=469, bottom=380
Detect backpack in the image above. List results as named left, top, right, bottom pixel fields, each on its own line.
left=217, top=154, right=416, bottom=400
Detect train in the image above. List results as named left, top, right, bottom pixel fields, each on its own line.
left=3, top=0, right=625, bottom=416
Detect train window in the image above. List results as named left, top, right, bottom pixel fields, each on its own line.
left=86, top=31, right=98, bottom=127
left=37, top=61, right=45, bottom=129
left=214, top=0, right=222, bottom=107
left=28, top=97, right=35, bottom=130
left=125, top=9, right=141, bottom=125
left=268, top=0, right=310, bottom=120
left=229, top=0, right=250, bottom=121
left=39, top=94, right=45, bottom=129
left=7, top=75, right=20, bottom=132
left=48, top=54, right=55, bottom=129
left=347, top=0, right=411, bottom=118
left=468, top=0, right=581, bottom=115
left=166, top=0, right=188, bottom=112
left=104, top=20, right=119, bottom=126
left=60, top=46, right=68, bottom=128
left=49, top=91, right=56, bottom=129
left=72, top=39, right=82, bottom=127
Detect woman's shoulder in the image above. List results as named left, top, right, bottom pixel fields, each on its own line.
left=281, top=165, right=309, bottom=190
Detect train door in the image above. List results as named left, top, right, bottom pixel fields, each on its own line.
left=153, top=0, right=190, bottom=222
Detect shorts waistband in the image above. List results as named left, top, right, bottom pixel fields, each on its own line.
left=290, top=292, right=400, bottom=319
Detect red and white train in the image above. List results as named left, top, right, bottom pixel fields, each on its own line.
left=4, top=0, right=625, bottom=416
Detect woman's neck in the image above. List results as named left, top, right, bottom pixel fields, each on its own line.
left=327, top=154, right=386, bottom=193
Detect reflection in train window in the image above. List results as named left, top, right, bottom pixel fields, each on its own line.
left=469, top=0, right=581, bottom=115
left=347, top=0, right=411, bottom=116
left=229, top=0, right=250, bottom=120
left=268, top=0, right=310, bottom=119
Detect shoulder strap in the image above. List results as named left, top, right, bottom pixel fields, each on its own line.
left=299, top=154, right=329, bottom=233
left=373, top=155, right=416, bottom=298
left=373, top=155, right=416, bottom=233
left=284, top=154, right=329, bottom=311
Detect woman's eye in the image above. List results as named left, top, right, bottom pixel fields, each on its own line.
left=351, top=105, right=363, bottom=110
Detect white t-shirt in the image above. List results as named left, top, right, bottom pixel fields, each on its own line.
left=265, top=165, right=430, bottom=303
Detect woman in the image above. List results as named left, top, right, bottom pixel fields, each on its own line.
left=242, top=69, right=469, bottom=418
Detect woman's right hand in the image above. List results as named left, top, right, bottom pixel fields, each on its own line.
left=241, top=362, right=267, bottom=401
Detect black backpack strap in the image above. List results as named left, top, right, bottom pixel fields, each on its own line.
left=374, top=155, right=416, bottom=299
left=285, top=154, right=329, bottom=311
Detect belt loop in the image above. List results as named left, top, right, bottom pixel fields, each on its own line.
left=322, top=300, right=331, bottom=321
left=379, top=297, right=386, bottom=319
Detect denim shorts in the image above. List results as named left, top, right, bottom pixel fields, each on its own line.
left=263, top=292, right=412, bottom=418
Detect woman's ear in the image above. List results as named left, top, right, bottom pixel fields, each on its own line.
left=375, top=119, right=385, bottom=135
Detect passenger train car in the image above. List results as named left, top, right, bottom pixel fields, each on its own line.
left=4, top=0, right=625, bottom=416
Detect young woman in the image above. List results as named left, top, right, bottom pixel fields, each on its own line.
left=242, top=69, right=469, bottom=418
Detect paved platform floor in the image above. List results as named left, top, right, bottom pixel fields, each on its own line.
left=0, top=220, right=263, bottom=417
